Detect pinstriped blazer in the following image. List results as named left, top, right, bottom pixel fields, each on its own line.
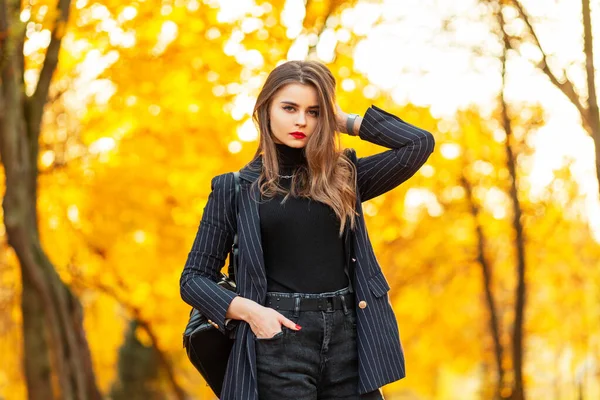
left=180, top=104, right=435, bottom=399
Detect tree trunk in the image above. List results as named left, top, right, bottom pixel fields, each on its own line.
left=460, top=173, right=505, bottom=399
left=21, top=274, right=55, bottom=398
left=110, top=320, right=163, bottom=400
left=0, top=0, right=101, bottom=398
left=498, top=9, right=528, bottom=400
left=1, top=140, right=102, bottom=400
left=87, top=280, right=188, bottom=400
left=581, top=0, right=600, bottom=196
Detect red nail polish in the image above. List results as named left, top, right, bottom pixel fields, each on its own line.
left=295, top=324, right=302, bottom=330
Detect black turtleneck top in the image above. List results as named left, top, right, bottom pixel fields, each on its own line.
left=259, top=143, right=348, bottom=293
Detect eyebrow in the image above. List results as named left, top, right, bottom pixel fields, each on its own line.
left=280, top=101, right=320, bottom=109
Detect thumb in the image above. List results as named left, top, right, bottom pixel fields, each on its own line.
left=280, top=315, right=301, bottom=331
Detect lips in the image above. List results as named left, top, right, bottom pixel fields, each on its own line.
left=290, top=132, right=306, bottom=139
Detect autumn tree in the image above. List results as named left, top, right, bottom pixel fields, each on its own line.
left=0, top=0, right=100, bottom=397
left=503, top=0, right=600, bottom=197
left=2, top=1, right=599, bottom=399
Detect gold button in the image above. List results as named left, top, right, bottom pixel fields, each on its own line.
left=358, top=300, right=367, bottom=309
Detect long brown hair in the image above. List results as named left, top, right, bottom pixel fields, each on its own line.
left=251, top=60, right=358, bottom=236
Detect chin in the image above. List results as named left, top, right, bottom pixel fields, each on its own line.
left=278, top=139, right=307, bottom=148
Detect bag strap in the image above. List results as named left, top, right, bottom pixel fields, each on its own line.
left=227, top=171, right=241, bottom=283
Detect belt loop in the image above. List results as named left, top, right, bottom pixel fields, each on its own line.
left=294, top=296, right=301, bottom=317
left=326, top=297, right=334, bottom=312
left=340, top=294, right=349, bottom=315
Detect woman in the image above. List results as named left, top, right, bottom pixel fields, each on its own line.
left=180, top=60, right=435, bottom=400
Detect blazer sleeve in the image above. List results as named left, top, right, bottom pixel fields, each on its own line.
left=353, top=104, right=435, bottom=202
left=179, top=172, right=238, bottom=334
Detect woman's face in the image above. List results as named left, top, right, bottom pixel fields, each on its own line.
left=268, top=83, right=320, bottom=148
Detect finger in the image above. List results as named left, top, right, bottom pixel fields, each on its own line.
left=280, top=316, right=301, bottom=331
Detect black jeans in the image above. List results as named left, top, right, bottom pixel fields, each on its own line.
left=255, top=287, right=384, bottom=400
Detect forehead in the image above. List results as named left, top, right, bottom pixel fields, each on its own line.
left=272, top=83, right=319, bottom=106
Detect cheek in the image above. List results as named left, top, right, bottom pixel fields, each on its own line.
left=270, top=110, right=290, bottom=131
left=268, top=112, right=280, bottom=131
left=269, top=120, right=284, bottom=139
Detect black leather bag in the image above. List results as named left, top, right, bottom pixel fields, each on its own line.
left=183, top=171, right=240, bottom=398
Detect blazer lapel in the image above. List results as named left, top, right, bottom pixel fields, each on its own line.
left=237, top=157, right=268, bottom=301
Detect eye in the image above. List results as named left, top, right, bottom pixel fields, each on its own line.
left=308, top=110, right=319, bottom=117
left=283, top=106, right=295, bottom=112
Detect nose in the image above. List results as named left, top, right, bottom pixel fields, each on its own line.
left=296, top=112, right=306, bottom=126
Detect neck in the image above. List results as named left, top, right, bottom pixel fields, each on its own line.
left=274, top=143, right=306, bottom=170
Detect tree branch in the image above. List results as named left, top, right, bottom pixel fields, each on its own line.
left=581, top=0, right=600, bottom=134
left=28, top=0, right=72, bottom=135
left=509, top=0, right=591, bottom=131
left=459, top=171, right=505, bottom=398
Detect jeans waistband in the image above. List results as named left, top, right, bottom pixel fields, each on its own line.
left=265, top=287, right=353, bottom=314
left=265, top=286, right=351, bottom=299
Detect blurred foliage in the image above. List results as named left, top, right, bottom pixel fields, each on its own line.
left=1, top=0, right=599, bottom=399
left=109, top=320, right=162, bottom=400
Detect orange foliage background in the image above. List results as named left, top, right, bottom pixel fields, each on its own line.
left=1, top=0, right=599, bottom=399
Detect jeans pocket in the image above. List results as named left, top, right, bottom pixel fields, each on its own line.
left=255, top=330, right=284, bottom=341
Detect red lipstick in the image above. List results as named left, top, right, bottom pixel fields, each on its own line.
left=290, top=131, right=306, bottom=139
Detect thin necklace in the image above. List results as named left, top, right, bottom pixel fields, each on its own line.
left=278, top=174, right=295, bottom=179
